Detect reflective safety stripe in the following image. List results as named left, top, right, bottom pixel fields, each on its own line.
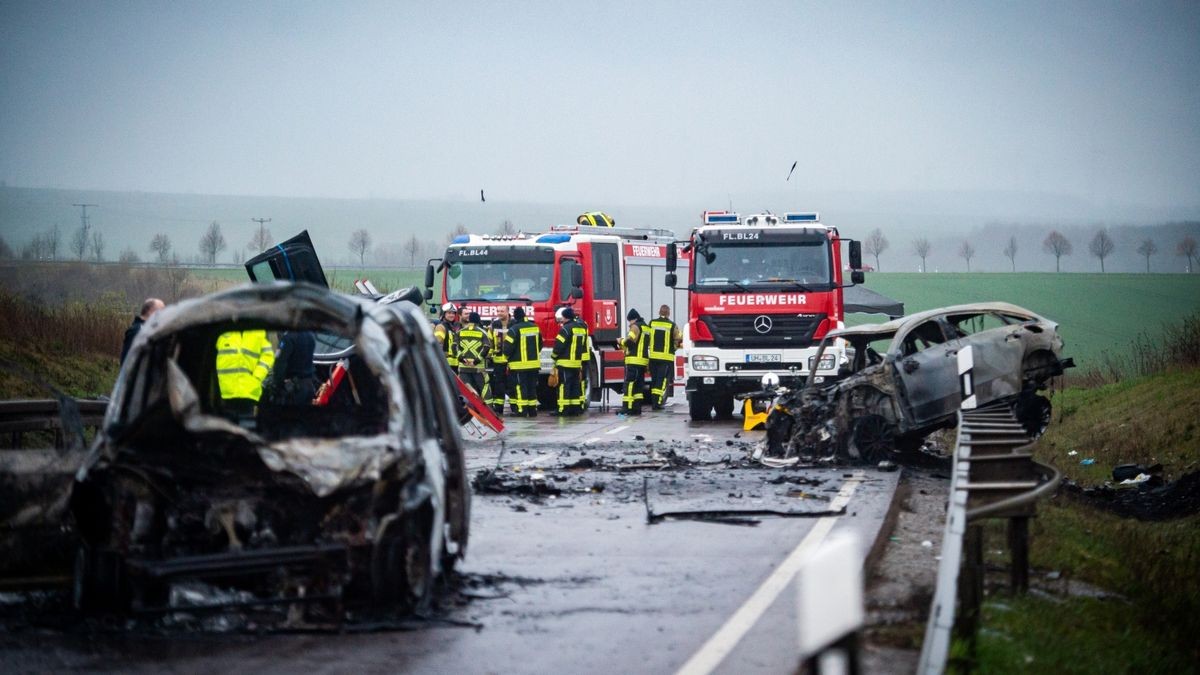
left=623, top=324, right=650, bottom=366
left=490, top=329, right=508, bottom=364
left=458, top=325, right=487, bottom=370
left=508, top=323, right=541, bottom=370
left=436, top=322, right=459, bottom=367
left=648, top=318, right=677, bottom=361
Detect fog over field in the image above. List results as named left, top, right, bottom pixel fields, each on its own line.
left=1, top=2, right=1198, bottom=269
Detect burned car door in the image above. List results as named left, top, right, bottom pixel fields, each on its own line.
left=946, top=311, right=1027, bottom=403
left=245, top=230, right=329, bottom=288
left=894, top=317, right=962, bottom=426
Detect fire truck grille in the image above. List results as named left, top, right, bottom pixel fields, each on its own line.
left=702, top=314, right=826, bottom=348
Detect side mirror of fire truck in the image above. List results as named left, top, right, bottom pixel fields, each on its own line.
left=665, top=243, right=678, bottom=287
left=570, top=288, right=584, bottom=300
left=424, top=263, right=436, bottom=291
left=571, top=264, right=583, bottom=289
left=848, top=241, right=865, bottom=285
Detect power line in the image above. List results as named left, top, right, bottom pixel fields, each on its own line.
left=72, top=203, right=98, bottom=231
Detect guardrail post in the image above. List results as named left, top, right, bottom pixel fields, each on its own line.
left=1007, top=516, right=1030, bottom=593
left=954, top=524, right=984, bottom=658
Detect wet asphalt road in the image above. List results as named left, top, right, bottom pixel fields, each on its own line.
left=0, top=400, right=900, bottom=674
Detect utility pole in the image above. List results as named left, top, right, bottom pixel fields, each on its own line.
left=251, top=217, right=272, bottom=250
left=72, top=203, right=98, bottom=231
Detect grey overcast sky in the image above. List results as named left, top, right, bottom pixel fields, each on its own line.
left=1, top=0, right=1198, bottom=211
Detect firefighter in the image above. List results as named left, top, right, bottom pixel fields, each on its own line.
left=647, top=304, right=682, bottom=410
left=504, top=306, right=541, bottom=417
left=485, top=316, right=511, bottom=415
left=433, top=302, right=460, bottom=372
left=456, top=311, right=489, bottom=398
left=551, top=307, right=589, bottom=416
left=616, top=308, right=650, bottom=415
left=216, top=328, right=275, bottom=417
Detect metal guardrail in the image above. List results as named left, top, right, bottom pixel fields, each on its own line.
left=917, top=403, right=1062, bottom=674
left=0, top=398, right=108, bottom=449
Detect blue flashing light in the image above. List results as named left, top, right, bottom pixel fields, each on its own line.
left=536, top=233, right=572, bottom=244
left=784, top=212, right=820, bottom=222
left=452, top=234, right=471, bottom=244
left=704, top=213, right=740, bottom=224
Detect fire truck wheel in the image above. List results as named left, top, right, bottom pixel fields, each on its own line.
left=688, top=393, right=713, bottom=421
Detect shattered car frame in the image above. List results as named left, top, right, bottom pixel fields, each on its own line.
left=766, top=302, right=1073, bottom=462
left=70, top=282, right=469, bottom=615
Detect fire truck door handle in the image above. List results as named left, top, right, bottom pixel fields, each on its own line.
left=595, top=311, right=601, bottom=325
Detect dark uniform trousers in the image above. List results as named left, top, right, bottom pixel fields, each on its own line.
left=487, top=362, right=509, bottom=414
left=649, top=359, right=673, bottom=408
left=512, top=369, right=539, bottom=415
left=459, top=369, right=485, bottom=400
left=557, top=367, right=583, bottom=415
left=622, top=364, right=646, bottom=415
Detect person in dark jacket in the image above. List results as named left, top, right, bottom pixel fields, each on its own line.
left=120, top=298, right=165, bottom=364
left=272, top=330, right=316, bottom=405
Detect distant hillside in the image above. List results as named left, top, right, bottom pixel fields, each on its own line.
left=2, top=185, right=1197, bottom=271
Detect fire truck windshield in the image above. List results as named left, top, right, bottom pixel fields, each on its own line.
left=695, top=239, right=832, bottom=290
left=446, top=260, right=555, bottom=302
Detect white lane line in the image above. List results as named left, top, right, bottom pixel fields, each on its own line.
left=674, top=472, right=865, bottom=675
left=604, top=425, right=631, bottom=435
left=583, top=437, right=603, bottom=445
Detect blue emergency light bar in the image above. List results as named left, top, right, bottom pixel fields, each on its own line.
left=452, top=234, right=471, bottom=244
left=703, top=212, right=740, bottom=225
left=536, top=233, right=572, bottom=244
left=784, top=212, right=820, bottom=222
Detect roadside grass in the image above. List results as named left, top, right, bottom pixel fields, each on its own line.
left=970, top=365, right=1200, bottom=671
left=971, top=593, right=1197, bottom=674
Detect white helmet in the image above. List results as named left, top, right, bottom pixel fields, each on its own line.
left=554, top=307, right=566, bottom=322
left=760, top=372, right=780, bottom=389
left=441, top=302, right=458, bottom=314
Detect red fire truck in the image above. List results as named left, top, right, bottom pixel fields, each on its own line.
left=665, top=211, right=865, bottom=420
left=425, top=223, right=690, bottom=407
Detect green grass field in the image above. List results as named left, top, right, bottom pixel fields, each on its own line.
left=859, top=273, right=1200, bottom=370
left=192, top=266, right=425, bottom=291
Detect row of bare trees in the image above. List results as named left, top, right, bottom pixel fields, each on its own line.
left=863, top=227, right=1198, bottom=273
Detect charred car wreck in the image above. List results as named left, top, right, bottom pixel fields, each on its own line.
left=764, top=302, right=1073, bottom=463
left=70, top=282, right=470, bottom=615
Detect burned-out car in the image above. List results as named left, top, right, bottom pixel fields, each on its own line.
left=70, top=282, right=469, bottom=615
left=765, top=302, right=1073, bottom=462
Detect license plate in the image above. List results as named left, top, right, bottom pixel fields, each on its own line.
left=746, top=354, right=781, bottom=363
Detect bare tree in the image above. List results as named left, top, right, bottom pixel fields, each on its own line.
left=198, top=221, right=226, bottom=265
left=1042, top=230, right=1072, bottom=272
left=163, top=254, right=190, bottom=302
left=496, top=219, right=517, bottom=236
left=1178, top=235, right=1197, bottom=273
left=445, top=223, right=471, bottom=245
left=90, top=229, right=105, bottom=262
left=911, top=237, right=931, bottom=273
left=231, top=247, right=244, bottom=265
left=47, top=224, right=60, bottom=260
left=1135, top=238, right=1158, bottom=273
left=403, top=233, right=422, bottom=268
left=1002, top=235, right=1018, bottom=272
left=349, top=229, right=372, bottom=268
left=1088, top=230, right=1115, bottom=272
left=958, top=240, right=976, bottom=272
left=864, top=228, right=888, bottom=271
left=70, top=224, right=90, bottom=260
left=22, top=234, right=47, bottom=260
left=149, top=233, right=172, bottom=263
left=0, top=236, right=12, bottom=260
left=118, top=247, right=140, bottom=264
left=248, top=223, right=273, bottom=253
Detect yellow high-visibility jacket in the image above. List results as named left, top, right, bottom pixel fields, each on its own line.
left=216, top=330, right=275, bottom=401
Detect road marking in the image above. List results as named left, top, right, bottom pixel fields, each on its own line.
left=583, top=437, right=603, bottom=445
left=605, top=425, right=630, bottom=435
left=674, top=473, right=865, bottom=675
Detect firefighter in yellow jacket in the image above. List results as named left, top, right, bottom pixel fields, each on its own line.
left=216, top=328, right=275, bottom=417
left=647, top=304, right=683, bottom=410
left=504, top=306, right=541, bottom=417
left=456, top=311, right=489, bottom=398
left=433, top=302, right=460, bottom=372
left=551, top=307, right=589, bottom=416
left=617, top=309, right=650, bottom=415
